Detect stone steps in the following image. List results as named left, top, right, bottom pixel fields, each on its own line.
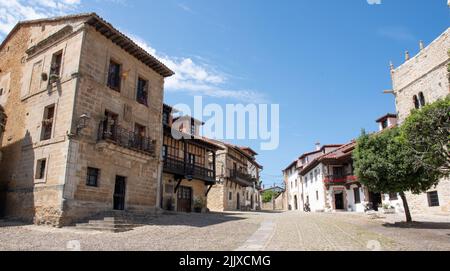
left=75, top=212, right=156, bottom=233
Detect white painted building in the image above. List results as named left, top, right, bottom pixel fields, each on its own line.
left=283, top=161, right=300, bottom=210
left=299, top=142, right=382, bottom=213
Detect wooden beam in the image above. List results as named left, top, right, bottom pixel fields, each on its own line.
left=205, top=184, right=213, bottom=197
left=174, top=176, right=183, bottom=194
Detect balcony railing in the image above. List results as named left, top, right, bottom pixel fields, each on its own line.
left=163, top=156, right=215, bottom=183
left=324, top=175, right=358, bottom=185
left=98, top=121, right=156, bottom=156
left=229, top=169, right=256, bottom=187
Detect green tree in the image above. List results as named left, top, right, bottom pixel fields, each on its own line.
left=401, top=95, right=450, bottom=177
left=353, top=128, right=438, bottom=222
left=262, top=190, right=276, bottom=203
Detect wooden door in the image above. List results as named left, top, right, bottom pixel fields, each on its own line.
left=177, top=186, right=192, bottom=213
left=113, top=176, right=126, bottom=210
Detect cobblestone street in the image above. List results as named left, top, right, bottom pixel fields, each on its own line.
left=0, top=211, right=449, bottom=251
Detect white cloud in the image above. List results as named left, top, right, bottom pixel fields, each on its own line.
left=130, top=35, right=267, bottom=103
left=367, top=0, right=382, bottom=5
left=0, top=0, right=80, bottom=36
left=0, top=0, right=267, bottom=103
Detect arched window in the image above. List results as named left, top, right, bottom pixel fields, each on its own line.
left=413, top=95, right=420, bottom=109
left=418, top=92, right=426, bottom=108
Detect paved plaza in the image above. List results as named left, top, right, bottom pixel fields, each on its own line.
left=0, top=211, right=449, bottom=251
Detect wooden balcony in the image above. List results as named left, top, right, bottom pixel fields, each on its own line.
left=98, top=121, right=156, bottom=156
left=163, top=156, right=215, bottom=184
left=229, top=169, right=256, bottom=187
left=324, top=175, right=359, bottom=188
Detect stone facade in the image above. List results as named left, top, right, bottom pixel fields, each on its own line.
left=0, top=14, right=173, bottom=226
left=208, top=142, right=262, bottom=212
left=391, top=27, right=450, bottom=215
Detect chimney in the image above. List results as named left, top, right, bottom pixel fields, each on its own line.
left=315, top=142, right=321, bottom=151
left=419, top=40, right=424, bottom=51
left=405, top=51, right=410, bottom=61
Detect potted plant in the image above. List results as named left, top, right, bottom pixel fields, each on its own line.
left=382, top=203, right=395, bottom=214
left=193, top=197, right=205, bottom=213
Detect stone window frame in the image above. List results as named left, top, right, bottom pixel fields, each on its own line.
left=34, top=155, right=50, bottom=184
left=86, top=167, right=100, bottom=187
left=107, top=58, right=122, bottom=92
left=136, top=75, right=149, bottom=107
left=49, top=50, right=64, bottom=79
left=427, top=191, right=440, bottom=207
left=40, top=102, right=58, bottom=141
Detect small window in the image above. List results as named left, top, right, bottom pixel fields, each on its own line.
left=316, top=191, right=319, bottom=200
left=354, top=188, right=361, bottom=204
left=35, top=159, right=47, bottom=180
left=50, top=51, right=63, bottom=77
left=107, top=60, right=121, bottom=92
left=389, top=193, right=398, bottom=201
left=136, top=77, right=148, bottom=106
left=41, top=104, right=55, bottom=141
left=427, top=191, right=440, bottom=207
left=86, top=167, right=100, bottom=187
left=190, top=122, right=196, bottom=135
left=162, top=145, right=168, bottom=159
left=162, top=111, right=169, bottom=126
left=229, top=192, right=232, bottom=200
left=382, top=119, right=389, bottom=129
left=413, top=95, right=420, bottom=109
left=418, top=92, right=426, bottom=108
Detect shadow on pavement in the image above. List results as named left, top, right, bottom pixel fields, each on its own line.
left=383, top=221, right=450, bottom=230
left=144, top=212, right=248, bottom=228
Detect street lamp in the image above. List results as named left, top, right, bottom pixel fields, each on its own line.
left=76, top=113, right=91, bottom=135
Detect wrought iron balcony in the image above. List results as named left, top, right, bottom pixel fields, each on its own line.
left=98, top=121, right=156, bottom=156
left=229, top=169, right=256, bottom=187
left=163, top=156, right=215, bottom=183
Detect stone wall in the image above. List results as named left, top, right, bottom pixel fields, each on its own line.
left=405, top=179, right=450, bottom=215
left=0, top=20, right=83, bottom=225
left=207, top=183, right=225, bottom=212
left=392, top=27, right=450, bottom=216
left=392, top=28, right=450, bottom=123
left=162, top=173, right=208, bottom=212
left=61, top=26, right=165, bottom=223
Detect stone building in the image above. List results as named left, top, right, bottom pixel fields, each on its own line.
left=0, top=105, right=5, bottom=160
left=207, top=142, right=262, bottom=212
left=0, top=13, right=174, bottom=226
left=388, top=27, right=450, bottom=215
left=160, top=104, right=222, bottom=213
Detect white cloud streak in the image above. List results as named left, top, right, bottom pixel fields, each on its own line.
left=130, top=35, right=267, bottom=103
left=0, top=0, right=80, bottom=35
left=0, top=0, right=267, bottom=103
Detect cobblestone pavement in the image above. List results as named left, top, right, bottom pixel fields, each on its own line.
left=0, top=211, right=449, bottom=251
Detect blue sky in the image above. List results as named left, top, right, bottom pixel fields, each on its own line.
left=1, top=0, right=449, bottom=187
